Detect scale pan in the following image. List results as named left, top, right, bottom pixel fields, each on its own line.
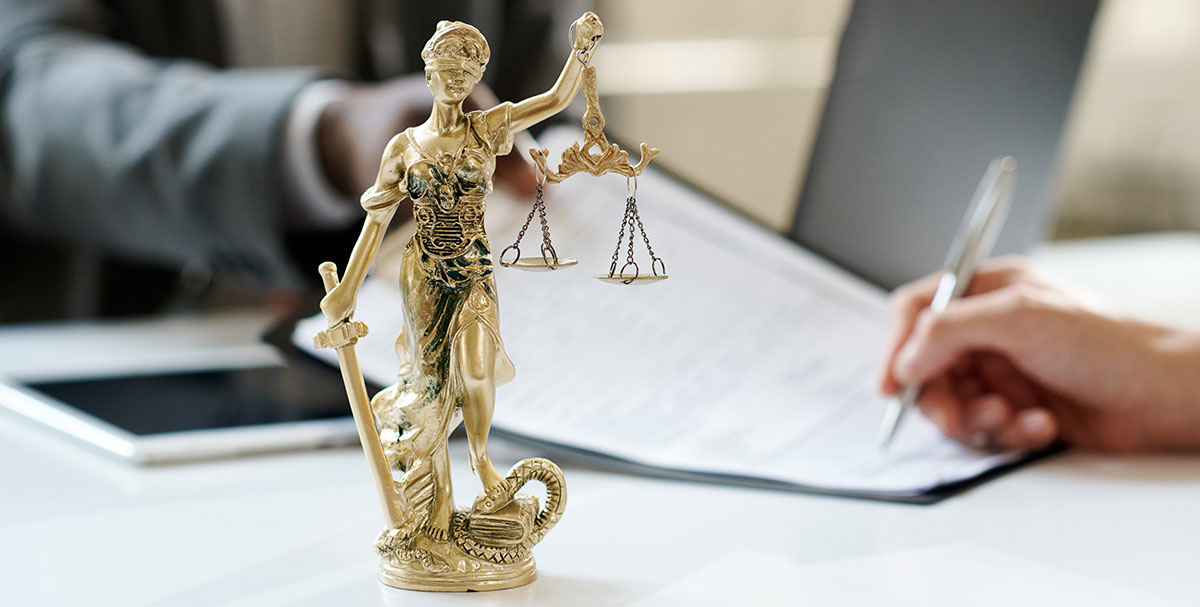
left=593, top=274, right=669, bottom=285
left=503, top=257, right=578, bottom=272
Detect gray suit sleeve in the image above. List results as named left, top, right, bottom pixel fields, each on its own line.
left=0, top=0, right=322, bottom=287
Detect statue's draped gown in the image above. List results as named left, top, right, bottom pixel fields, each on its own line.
left=369, top=104, right=517, bottom=526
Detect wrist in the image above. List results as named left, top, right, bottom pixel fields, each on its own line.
left=1142, top=325, right=1200, bottom=450
left=315, top=85, right=361, bottom=198
left=282, top=80, right=359, bottom=228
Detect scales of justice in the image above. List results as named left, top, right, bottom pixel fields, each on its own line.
left=313, top=12, right=665, bottom=591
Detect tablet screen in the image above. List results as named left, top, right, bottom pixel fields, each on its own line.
left=26, top=364, right=351, bottom=436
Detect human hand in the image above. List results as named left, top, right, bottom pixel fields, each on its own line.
left=879, top=256, right=1200, bottom=452
left=571, top=12, right=604, bottom=51
left=316, top=75, right=537, bottom=201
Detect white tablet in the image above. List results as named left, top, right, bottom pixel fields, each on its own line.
left=0, top=312, right=361, bottom=464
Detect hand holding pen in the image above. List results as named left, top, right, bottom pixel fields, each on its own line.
left=878, top=158, right=1016, bottom=451
left=877, top=160, right=1200, bottom=453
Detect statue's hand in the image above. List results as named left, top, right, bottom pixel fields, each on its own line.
left=320, top=284, right=355, bottom=325
left=572, top=12, right=603, bottom=51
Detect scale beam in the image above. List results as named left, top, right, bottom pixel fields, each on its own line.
left=530, top=67, right=659, bottom=184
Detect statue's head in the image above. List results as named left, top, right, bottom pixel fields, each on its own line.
left=422, top=20, right=490, bottom=104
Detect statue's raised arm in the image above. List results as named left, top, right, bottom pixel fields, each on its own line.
left=502, top=12, right=603, bottom=134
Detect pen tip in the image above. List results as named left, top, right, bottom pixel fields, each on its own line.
left=878, top=427, right=896, bottom=454
left=878, top=401, right=903, bottom=452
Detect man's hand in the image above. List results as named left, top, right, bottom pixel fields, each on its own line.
left=879, top=256, right=1200, bottom=452
left=316, top=76, right=537, bottom=201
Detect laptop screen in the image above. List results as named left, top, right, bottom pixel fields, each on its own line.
left=790, top=0, right=1099, bottom=289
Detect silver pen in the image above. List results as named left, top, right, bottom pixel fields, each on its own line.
left=879, top=157, right=1017, bottom=451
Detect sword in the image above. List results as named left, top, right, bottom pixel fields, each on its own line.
left=314, top=261, right=404, bottom=528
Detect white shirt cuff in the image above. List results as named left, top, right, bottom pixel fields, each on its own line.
left=281, top=79, right=360, bottom=228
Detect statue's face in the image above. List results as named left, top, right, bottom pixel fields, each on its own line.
left=426, top=67, right=477, bottom=105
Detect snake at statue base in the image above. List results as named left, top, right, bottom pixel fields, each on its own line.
left=375, top=457, right=567, bottom=567
left=456, top=457, right=566, bottom=563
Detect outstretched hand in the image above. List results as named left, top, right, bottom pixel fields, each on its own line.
left=879, top=257, right=1200, bottom=452
left=572, top=12, right=604, bottom=51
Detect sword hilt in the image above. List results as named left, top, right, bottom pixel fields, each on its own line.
left=319, top=261, right=339, bottom=293
left=314, top=261, right=368, bottom=349
left=313, top=320, right=369, bottom=350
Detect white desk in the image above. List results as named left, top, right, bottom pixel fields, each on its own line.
left=0, top=417, right=1197, bottom=606
left=1032, top=231, right=1200, bottom=331
left=3, top=232, right=1200, bottom=605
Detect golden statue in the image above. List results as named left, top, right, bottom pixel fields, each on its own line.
left=313, top=13, right=605, bottom=592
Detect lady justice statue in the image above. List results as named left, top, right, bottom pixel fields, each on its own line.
left=313, top=12, right=605, bottom=592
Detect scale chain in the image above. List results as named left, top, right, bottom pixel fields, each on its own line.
left=502, top=177, right=556, bottom=266
left=608, top=197, right=634, bottom=275
left=536, top=182, right=555, bottom=255
left=512, top=201, right=536, bottom=248
left=624, top=197, right=637, bottom=267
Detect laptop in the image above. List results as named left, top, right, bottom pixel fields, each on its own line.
left=791, top=0, right=1098, bottom=289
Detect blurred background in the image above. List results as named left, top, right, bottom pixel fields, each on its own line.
left=3, top=0, right=1200, bottom=325
left=594, top=0, right=851, bottom=232
left=595, top=0, right=1200, bottom=329
left=221, top=0, right=1200, bottom=271
left=596, top=0, right=1200, bottom=239
left=1053, top=0, right=1200, bottom=239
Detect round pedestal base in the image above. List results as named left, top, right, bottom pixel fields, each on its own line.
left=378, top=555, right=537, bottom=592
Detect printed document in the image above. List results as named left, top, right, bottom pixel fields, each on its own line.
left=295, top=128, right=1029, bottom=501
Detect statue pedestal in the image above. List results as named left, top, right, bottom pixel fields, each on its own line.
left=377, top=495, right=544, bottom=592
left=378, top=553, right=537, bottom=592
